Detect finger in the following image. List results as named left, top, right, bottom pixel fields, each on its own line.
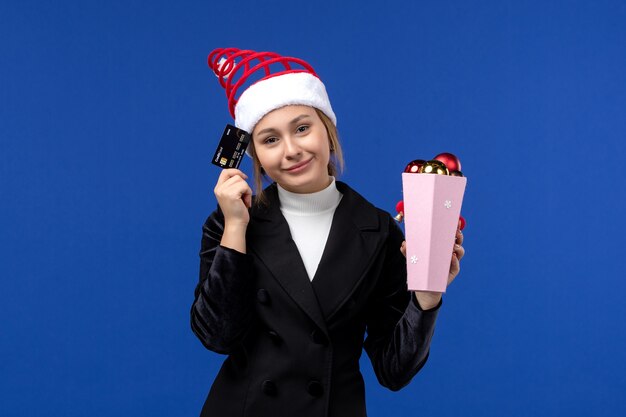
left=455, top=228, right=464, bottom=245
left=400, top=241, right=406, bottom=257
left=450, top=252, right=459, bottom=273
left=453, top=244, right=465, bottom=261
left=215, top=184, right=252, bottom=211
left=216, top=174, right=250, bottom=197
left=242, top=190, right=252, bottom=208
left=448, top=253, right=460, bottom=285
left=221, top=179, right=252, bottom=201
left=216, top=168, right=248, bottom=187
left=220, top=173, right=248, bottom=188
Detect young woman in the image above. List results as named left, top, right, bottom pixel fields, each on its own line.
left=191, top=48, right=465, bottom=417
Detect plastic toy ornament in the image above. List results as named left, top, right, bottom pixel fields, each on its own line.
left=434, top=152, right=462, bottom=172
left=404, top=159, right=426, bottom=174
left=394, top=200, right=404, bottom=222
left=419, top=160, right=449, bottom=175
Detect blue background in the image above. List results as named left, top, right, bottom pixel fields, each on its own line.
left=1, top=0, right=625, bottom=416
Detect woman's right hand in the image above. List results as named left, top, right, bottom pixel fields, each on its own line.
left=214, top=168, right=253, bottom=227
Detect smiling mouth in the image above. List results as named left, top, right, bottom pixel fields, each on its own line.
left=284, top=158, right=313, bottom=172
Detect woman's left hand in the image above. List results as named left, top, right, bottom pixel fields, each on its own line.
left=400, top=227, right=465, bottom=310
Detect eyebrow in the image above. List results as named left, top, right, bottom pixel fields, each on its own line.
left=255, top=114, right=312, bottom=136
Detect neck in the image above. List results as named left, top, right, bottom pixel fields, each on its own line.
left=279, top=175, right=332, bottom=195
left=277, top=177, right=342, bottom=215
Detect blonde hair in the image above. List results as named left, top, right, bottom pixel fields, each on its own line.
left=249, top=108, right=344, bottom=206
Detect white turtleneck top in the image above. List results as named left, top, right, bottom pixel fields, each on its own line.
left=277, top=177, right=343, bottom=281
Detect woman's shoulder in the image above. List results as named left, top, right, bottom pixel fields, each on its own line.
left=335, top=181, right=398, bottom=230
left=335, top=180, right=391, bottom=212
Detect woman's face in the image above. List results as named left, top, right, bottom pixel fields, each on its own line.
left=252, top=105, right=332, bottom=194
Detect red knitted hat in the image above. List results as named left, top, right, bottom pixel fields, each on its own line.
left=208, top=48, right=337, bottom=134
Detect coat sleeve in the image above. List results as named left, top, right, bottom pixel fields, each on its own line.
left=190, top=207, right=257, bottom=354
left=363, top=215, right=442, bottom=391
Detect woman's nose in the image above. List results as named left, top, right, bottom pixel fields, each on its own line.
left=283, top=137, right=302, bottom=158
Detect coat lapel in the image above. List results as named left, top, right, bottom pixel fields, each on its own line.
left=247, top=184, right=328, bottom=334
left=311, top=181, right=386, bottom=321
left=247, top=181, right=388, bottom=330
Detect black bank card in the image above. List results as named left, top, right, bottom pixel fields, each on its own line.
left=211, top=124, right=251, bottom=169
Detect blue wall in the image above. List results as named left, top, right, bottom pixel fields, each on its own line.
left=1, top=1, right=624, bottom=416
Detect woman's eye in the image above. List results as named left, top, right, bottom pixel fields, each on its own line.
left=296, top=125, right=309, bottom=133
left=264, top=136, right=278, bottom=144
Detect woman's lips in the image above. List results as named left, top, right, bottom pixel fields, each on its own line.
left=284, top=158, right=313, bottom=173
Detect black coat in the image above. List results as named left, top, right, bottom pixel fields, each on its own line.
left=191, top=181, right=441, bottom=417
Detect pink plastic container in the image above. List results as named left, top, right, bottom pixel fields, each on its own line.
left=402, top=173, right=467, bottom=292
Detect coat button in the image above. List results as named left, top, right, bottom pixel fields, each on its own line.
left=257, top=289, right=270, bottom=305
left=310, top=329, right=328, bottom=345
left=267, top=330, right=281, bottom=344
left=307, top=380, right=324, bottom=397
left=262, top=380, right=277, bottom=396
